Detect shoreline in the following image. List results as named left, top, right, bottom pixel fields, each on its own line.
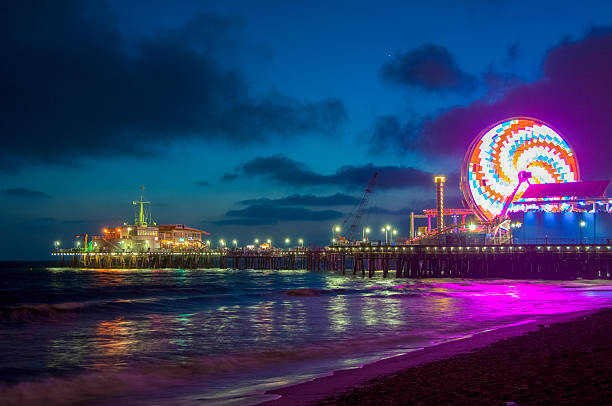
left=258, top=308, right=606, bottom=406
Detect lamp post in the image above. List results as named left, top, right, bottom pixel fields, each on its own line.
left=266, top=239, right=272, bottom=247
left=285, top=238, right=290, bottom=247
left=382, top=225, right=391, bottom=244
left=362, top=227, right=370, bottom=242
left=219, top=239, right=225, bottom=248
left=254, top=238, right=259, bottom=246
left=54, top=241, right=61, bottom=250
left=232, top=239, right=237, bottom=248
left=332, top=225, right=341, bottom=244
left=392, top=229, right=397, bottom=244
left=298, top=238, right=304, bottom=247
left=580, top=220, right=586, bottom=244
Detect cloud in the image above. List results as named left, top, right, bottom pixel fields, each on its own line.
left=240, top=193, right=360, bottom=207
left=0, top=1, right=346, bottom=172
left=505, top=42, right=520, bottom=63
left=1, top=188, right=51, bottom=199
left=414, top=29, right=612, bottom=179
left=222, top=155, right=440, bottom=189
left=195, top=180, right=212, bottom=187
left=381, top=44, right=477, bottom=92
left=216, top=205, right=343, bottom=225
left=368, top=115, right=421, bottom=154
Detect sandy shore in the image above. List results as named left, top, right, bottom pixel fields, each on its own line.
left=259, top=308, right=612, bottom=405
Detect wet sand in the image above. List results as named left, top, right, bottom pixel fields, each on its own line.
left=260, top=308, right=612, bottom=405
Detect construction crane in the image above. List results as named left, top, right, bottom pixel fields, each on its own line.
left=339, top=172, right=378, bottom=243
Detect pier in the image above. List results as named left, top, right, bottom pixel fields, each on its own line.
left=53, top=243, right=612, bottom=279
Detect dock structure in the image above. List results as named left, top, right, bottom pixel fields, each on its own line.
left=53, top=243, right=612, bottom=280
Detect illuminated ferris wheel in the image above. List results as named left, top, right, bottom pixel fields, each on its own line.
left=461, top=118, right=580, bottom=221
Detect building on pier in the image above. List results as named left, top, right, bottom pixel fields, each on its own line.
left=158, top=224, right=210, bottom=249
left=92, top=225, right=160, bottom=252
left=88, top=191, right=211, bottom=252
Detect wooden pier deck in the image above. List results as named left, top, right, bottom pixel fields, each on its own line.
left=53, top=243, right=612, bottom=280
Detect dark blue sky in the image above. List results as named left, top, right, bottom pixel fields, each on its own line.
left=3, top=0, right=612, bottom=259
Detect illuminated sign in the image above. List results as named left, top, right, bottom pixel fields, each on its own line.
left=461, top=118, right=580, bottom=220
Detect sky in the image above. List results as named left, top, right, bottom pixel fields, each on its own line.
left=3, top=0, right=612, bottom=259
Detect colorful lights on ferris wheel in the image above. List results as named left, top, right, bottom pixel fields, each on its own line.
left=461, top=118, right=580, bottom=221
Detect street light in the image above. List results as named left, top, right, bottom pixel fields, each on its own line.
left=392, top=229, right=397, bottom=244
left=382, top=225, right=391, bottom=244
left=285, top=238, right=290, bottom=246
left=363, top=227, right=370, bottom=242
left=298, top=238, right=304, bottom=247
left=232, top=239, right=238, bottom=247
left=54, top=241, right=61, bottom=248
left=266, top=239, right=272, bottom=246
left=580, top=220, right=586, bottom=244
left=219, top=239, right=225, bottom=247
left=332, top=225, right=341, bottom=244
left=255, top=238, right=259, bottom=245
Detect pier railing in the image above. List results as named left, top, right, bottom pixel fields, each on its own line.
left=52, top=243, right=612, bottom=280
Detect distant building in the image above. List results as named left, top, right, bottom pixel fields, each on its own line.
left=92, top=225, right=160, bottom=252
left=158, top=224, right=210, bottom=249
left=88, top=193, right=209, bottom=252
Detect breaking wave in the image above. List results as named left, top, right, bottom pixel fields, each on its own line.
left=0, top=301, right=101, bottom=323
left=0, top=333, right=429, bottom=406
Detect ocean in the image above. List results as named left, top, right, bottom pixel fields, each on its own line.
left=2, top=262, right=612, bottom=406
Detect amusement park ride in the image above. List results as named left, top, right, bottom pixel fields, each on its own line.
left=369, top=117, right=609, bottom=246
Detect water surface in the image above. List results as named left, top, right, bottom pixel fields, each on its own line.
left=2, top=263, right=612, bottom=405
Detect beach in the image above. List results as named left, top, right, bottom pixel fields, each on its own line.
left=263, top=308, right=612, bottom=405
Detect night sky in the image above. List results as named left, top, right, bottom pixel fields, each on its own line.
left=3, top=0, right=612, bottom=259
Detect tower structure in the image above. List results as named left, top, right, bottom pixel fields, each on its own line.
left=133, top=187, right=152, bottom=227
left=434, top=176, right=445, bottom=232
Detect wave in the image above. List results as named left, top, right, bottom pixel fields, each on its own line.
left=0, top=296, right=177, bottom=323
left=0, top=301, right=102, bottom=323
left=0, top=332, right=431, bottom=406
left=282, top=285, right=451, bottom=299
left=283, top=288, right=323, bottom=296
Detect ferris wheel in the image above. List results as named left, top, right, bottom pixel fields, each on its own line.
left=460, top=118, right=580, bottom=221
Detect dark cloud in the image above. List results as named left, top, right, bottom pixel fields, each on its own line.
left=415, top=28, right=612, bottom=179
left=195, top=180, right=212, bottom=187
left=368, top=115, right=421, bottom=153
left=0, top=1, right=346, bottom=172
left=216, top=205, right=343, bottom=225
left=219, top=173, right=239, bottom=182
left=2, top=188, right=51, bottom=199
left=366, top=206, right=415, bottom=216
left=481, top=72, right=523, bottom=103
left=505, top=42, right=520, bottom=62
left=222, top=155, right=440, bottom=189
left=240, top=193, right=360, bottom=207
left=381, top=44, right=477, bottom=92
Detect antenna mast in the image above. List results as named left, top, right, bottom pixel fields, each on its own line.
left=133, top=186, right=151, bottom=227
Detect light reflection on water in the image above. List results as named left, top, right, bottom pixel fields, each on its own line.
left=1, top=266, right=612, bottom=405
